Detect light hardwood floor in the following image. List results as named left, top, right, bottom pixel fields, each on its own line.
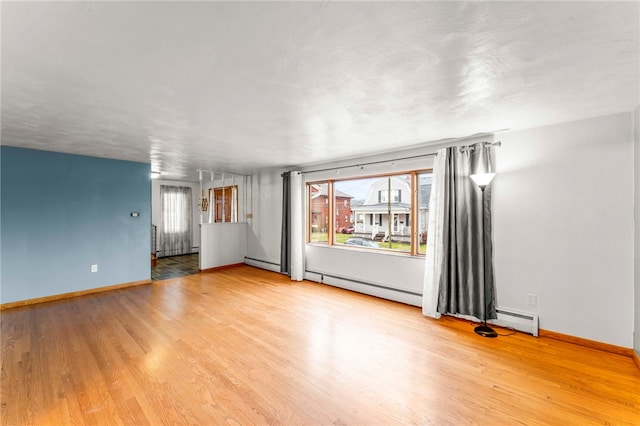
left=2, top=266, right=639, bottom=425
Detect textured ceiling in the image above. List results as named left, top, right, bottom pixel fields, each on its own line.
left=2, top=1, right=638, bottom=180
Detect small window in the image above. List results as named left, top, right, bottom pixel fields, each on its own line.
left=379, top=189, right=401, bottom=203
left=209, top=185, right=238, bottom=223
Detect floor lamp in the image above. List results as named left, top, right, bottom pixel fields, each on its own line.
left=470, top=172, right=498, bottom=338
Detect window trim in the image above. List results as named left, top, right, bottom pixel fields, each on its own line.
left=209, top=185, right=239, bottom=223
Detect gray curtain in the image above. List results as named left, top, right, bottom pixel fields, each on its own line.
left=159, top=185, right=193, bottom=257
left=437, top=142, right=496, bottom=320
left=280, top=171, right=291, bottom=274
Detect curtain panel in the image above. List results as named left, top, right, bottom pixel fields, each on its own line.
left=159, top=185, right=193, bottom=257
left=280, top=172, right=291, bottom=274
left=280, top=171, right=304, bottom=280
left=422, top=142, right=497, bottom=321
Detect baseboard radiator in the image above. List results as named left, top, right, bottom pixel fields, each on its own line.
left=490, top=308, right=539, bottom=337
left=244, top=259, right=540, bottom=336
left=244, top=256, right=281, bottom=273
left=304, top=270, right=423, bottom=307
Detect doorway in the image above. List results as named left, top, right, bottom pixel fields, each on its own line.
left=151, top=183, right=200, bottom=281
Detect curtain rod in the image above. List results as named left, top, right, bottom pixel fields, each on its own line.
left=299, top=141, right=501, bottom=175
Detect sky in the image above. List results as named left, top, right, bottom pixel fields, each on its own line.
left=334, top=174, right=432, bottom=200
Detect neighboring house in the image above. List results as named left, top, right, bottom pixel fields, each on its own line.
left=352, top=176, right=412, bottom=241
left=352, top=176, right=431, bottom=242
left=418, top=175, right=432, bottom=243
left=309, top=185, right=353, bottom=233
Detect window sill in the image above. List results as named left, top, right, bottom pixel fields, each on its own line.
left=306, top=242, right=425, bottom=259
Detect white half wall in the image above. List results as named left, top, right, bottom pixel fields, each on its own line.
left=200, top=223, right=247, bottom=269
left=494, top=112, right=635, bottom=348
left=151, top=179, right=201, bottom=253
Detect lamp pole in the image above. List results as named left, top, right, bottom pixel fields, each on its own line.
left=470, top=173, right=497, bottom=338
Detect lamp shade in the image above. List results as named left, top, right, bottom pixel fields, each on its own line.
left=470, top=172, right=496, bottom=187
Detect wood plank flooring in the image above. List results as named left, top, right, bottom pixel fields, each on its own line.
left=2, top=265, right=639, bottom=425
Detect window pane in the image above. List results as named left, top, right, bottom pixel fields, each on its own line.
left=334, top=175, right=411, bottom=252
left=418, top=172, right=433, bottom=254
left=309, top=182, right=329, bottom=243
left=333, top=181, right=354, bottom=244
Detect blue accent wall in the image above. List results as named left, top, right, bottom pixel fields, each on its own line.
left=0, top=146, right=151, bottom=303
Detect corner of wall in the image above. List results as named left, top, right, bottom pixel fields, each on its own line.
left=634, top=105, right=640, bottom=357
left=633, top=105, right=640, bottom=357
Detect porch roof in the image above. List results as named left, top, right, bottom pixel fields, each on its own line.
left=352, top=203, right=411, bottom=213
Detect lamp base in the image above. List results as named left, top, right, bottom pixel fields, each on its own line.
left=474, top=324, right=498, bottom=338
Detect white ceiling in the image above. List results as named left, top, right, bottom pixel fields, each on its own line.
left=2, top=1, right=638, bottom=181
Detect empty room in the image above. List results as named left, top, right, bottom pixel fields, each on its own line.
left=1, top=1, right=639, bottom=425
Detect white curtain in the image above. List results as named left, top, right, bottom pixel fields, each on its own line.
left=289, top=171, right=304, bottom=281
left=231, top=186, right=238, bottom=222
left=422, top=150, right=446, bottom=318
left=208, top=187, right=213, bottom=224
left=159, top=185, right=193, bottom=257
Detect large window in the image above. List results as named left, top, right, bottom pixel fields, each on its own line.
left=307, top=171, right=432, bottom=255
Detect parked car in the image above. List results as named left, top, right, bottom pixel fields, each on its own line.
left=341, top=225, right=355, bottom=234
left=344, top=238, right=380, bottom=248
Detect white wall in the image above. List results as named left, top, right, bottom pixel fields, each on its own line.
left=151, top=179, right=201, bottom=253
left=494, top=112, right=635, bottom=348
left=246, top=112, right=636, bottom=348
left=245, top=170, right=284, bottom=269
left=305, top=245, right=423, bottom=306
left=634, top=105, right=640, bottom=357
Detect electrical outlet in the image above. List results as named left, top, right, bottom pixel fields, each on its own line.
left=91, top=264, right=98, bottom=273
left=527, top=293, right=537, bottom=306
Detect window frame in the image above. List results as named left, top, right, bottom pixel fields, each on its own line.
left=209, top=185, right=239, bottom=223
left=306, top=169, right=432, bottom=256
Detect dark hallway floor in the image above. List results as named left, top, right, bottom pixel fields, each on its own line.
left=152, top=253, right=199, bottom=281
